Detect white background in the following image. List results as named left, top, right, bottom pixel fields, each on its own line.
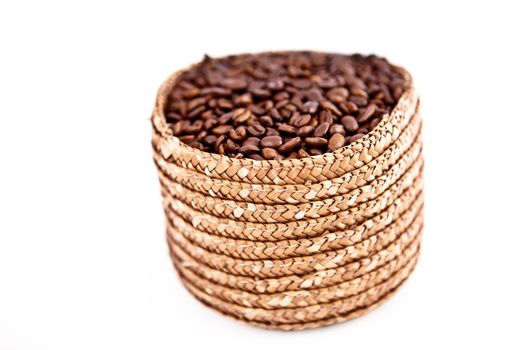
left=1, top=1, right=524, bottom=349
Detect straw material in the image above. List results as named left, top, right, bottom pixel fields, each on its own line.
left=151, top=63, right=424, bottom=330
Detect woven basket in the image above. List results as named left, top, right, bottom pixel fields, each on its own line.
left=151, top=61, right=423, bottom=330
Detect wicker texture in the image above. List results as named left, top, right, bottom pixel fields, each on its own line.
left=151, top=63, right=423, bottom=330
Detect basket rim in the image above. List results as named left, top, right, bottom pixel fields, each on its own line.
left=152, top=51, right=415, bottom=167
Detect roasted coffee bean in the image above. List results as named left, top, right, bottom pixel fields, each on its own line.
left=328, top=133, right=345, bottom=151
left=239, top=144, right=260, bottom=154
left=260, top=135, right=283, bottom=148
left=246, top=124, right=266, bottom=137
left=348, top=133, right=365, bottom=143
left=259, top=115, right=274, bottom=127
left=187, top=97, right=207, bottom=111
left=233, top=108, right=252, bottom=124
left=278, top=137, right=302, bottom=153
left=165, top=52, right=407, bottom=159
left=357, top=104, right=377, bottom=123
left=329, top=124, right=346, bottom=136
left=369, top=117, right=381, bottom=129
left=297, top=125, right=315, bottom=137
left=262, top=147, right=279, bottom=160
left=313, top=122, right=330, bottom=137
left=277, top=124, right=297, bottom=135
left=298, top=149, right=310, bottom=158
left=341, top=116, right=359, bottom=132
left=203, top=135, right=217, bottom=145
left=242, top=136, right=259, bottom=145
left=294, top=114, right=312, bottom=127
left=305, top=137, right=328, bottom=147
left=303, top=101, right=319, bottom=114
left=229, top=126, right=247, bottom=141
left=319, top=110, right=333, bottom=125
left=267, top=79, right=285, bottom=90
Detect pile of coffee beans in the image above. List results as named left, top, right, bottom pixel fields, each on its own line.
left=165, top=51, right=408, bottom=160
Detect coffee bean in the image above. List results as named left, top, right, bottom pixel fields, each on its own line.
left=313, top=122, right=330, bottom=137
left=259, top=116, right=273, bottom=127
left=341, top=116, right=359, bottom=132
left=357, top=104, right=377, bottom=123
left=305, top=137, right=328, bottom=147
left=328, top=133, right=345, bottom=151
left=319, top=110, right=333, bottom=125
left=278, top=137, right=302, bottom=153
left=246, top=124, right=266, bottom=137
left=303, top=101, right=319, bottom=114
left=260, top=135, right=283, bottom=148
left=166, top=52, right=407, bottom=159
left=262, top=147, right=279, bottom=160
left=212, top=125, right=232, bottom=135
left=187, top=97, right=207, bottom=111
left=233, top=108, right=252, bottom=124
left=348, top=133, right=365, bottom=143
left=277, top=124, right=297, bottom=135
left=297, top=125, right=315, bottom=137
left=239, top=144, right=260, bottom=154
left=243, top=137, right=260, bottom=147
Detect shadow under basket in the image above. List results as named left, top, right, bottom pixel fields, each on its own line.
left=151, top=63, right=424, bottom=330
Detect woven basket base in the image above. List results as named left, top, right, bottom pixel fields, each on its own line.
left=173, top=258, right=418, bottom=330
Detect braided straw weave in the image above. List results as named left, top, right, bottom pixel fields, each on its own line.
left=151, top=61, right=424, bottom=330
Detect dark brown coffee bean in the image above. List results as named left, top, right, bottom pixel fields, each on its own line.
left=313, top=122, right=330, bottom=137
left=297, top=125, right=315, bottom=137
left=262, top=147, right=279, bottom=160
left=298, top=149, right=310, bottom=158
left=259, top=115, right=274, bottom=127
left=267, top=79, right=285, bottom=90
left=319, top=110, right=333, bottom=125
left=265, top=128, right=280, bottom=136
left=278, top=137, right=301, bottom=153
left=225, top=139, right=239, bottom=153
left=250, top=154, right=265, bottom=161
left=357, top=127, right=369, bottom=134
left=217, top=98, right=234, bottom=109
left=243, top=137, right=260, bottom=147
left=350, top=96, right=368, bottom=107
left=246, top=124, right=266, bottom=137
left=305, top=137, right=328, bottom=147
left=309, top=148, right=323, bottom=156
left=179, top=135, right=195, bottom=143
left=329, top=124, right=346, bottom=136
left=187, top=97, right=207, bottom=111
left=239, top=144, right=260, bottom=154
left=277, top=124, right=297, bottom=135
left=357, top=104, right=377, bottom=123
left=203, top=135, right=217, bottom=145
left=341, top=116, right=359, bottom=132
left=369, top=117, right=381, bottom=129
left=326, top=87, right=349, bottom=103
left=229, top=126, right=247, bottom=141
left=212, top=125, right=232, bottom=135
left=221, top=78, right=247, bottom=90
left=260, top=135, right=283, bottom=148
left=187, top=105, right=206, bottom=118
left=303, top=101, right=319, bottom=114
left=295, top=114, right=312, bottom=127
left=328, top=133, right=345, bottom=151
left=348, top=133, right=365, bottom=143
left=320, top=100, right=342, bottom=116
left=200, top=87, right=231, bottom=96
left=232, top=108, right=252, bottom=124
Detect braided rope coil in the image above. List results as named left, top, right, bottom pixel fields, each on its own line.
left=152, top=63, right=423, bottom=330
